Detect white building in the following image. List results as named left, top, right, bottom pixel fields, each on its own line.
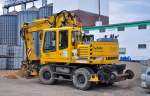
left=86, top=20, right=150, bottom=61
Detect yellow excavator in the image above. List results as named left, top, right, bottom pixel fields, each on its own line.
left=20, top=10, right=134, bottom=90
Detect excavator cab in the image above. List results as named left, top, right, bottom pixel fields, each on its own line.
left=41, top=27, right=81, bottom=64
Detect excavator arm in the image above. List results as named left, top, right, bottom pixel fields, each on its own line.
left=20, top=19, right=52, bottom=61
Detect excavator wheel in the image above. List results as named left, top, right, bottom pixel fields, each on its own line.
left=73, top=68, right=94, bottom=90
left=39, top=65, right=56, bottom=85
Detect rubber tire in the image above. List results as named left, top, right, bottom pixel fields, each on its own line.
left=39, top=65, right=56, bottom=85
left=73, top=68, right=92, bottom=90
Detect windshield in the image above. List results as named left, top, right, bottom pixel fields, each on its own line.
left=44, top=31, right=56, bottom=52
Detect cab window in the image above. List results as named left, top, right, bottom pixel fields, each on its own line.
left=59, top=30, right=68, bottom=49
left=44, top=31, right=56, bottom=52
left=72, top=31, right=81, bottom=46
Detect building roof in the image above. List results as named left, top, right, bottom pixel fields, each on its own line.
left=70, top=10, right=109, bottom=27
left=83, top=20, right=150, bottom=31
left=2, top=11, right=18, bottom=16
left=3, top=0, right=39, bottom=8
left=27, top=6, right=39, bottom=11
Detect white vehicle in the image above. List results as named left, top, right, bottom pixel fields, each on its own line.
left=141, top=67, right=150, bottom=89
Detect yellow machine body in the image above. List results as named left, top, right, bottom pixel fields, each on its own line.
left=20, top=11, right=134, bottom=90
left=22, top=11, right=119, bottom=66
left=24, top=26, right=119, bottom=65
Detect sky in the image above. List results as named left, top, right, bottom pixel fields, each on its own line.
left=0, top=0, right=150, bottom=24
left=109, top=0, right=150, bottom=24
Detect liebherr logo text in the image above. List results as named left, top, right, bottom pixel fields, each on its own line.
left=94, top=47, right=103, bottom=50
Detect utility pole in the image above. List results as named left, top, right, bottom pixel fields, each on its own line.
left=98, top=0, right=101, bottom=20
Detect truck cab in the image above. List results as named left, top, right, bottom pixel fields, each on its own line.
left=141, top=67, right=150, bottom=89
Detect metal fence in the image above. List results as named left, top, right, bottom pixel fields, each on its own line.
left=0, top=4, right=54, bottom=70
left=0, top=15, right=18, bottom=45
left=0, top=45, right=23, bottom=70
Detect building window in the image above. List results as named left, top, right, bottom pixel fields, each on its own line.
left=117, top=27, right=125, bottom=31
left=84, top=30, right=89, bottom=34
left=99, top=28, right=105, bottom=32
left=119, top=48, right=126, bottom=54
left=138, top=24, right=147, bottom=30
left=138, top=44, right=147, bottom=49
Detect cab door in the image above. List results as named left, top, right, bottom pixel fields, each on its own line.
left=57, top=30, right=70, bottom=62
left=41, top=31, right=58, bottom=63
